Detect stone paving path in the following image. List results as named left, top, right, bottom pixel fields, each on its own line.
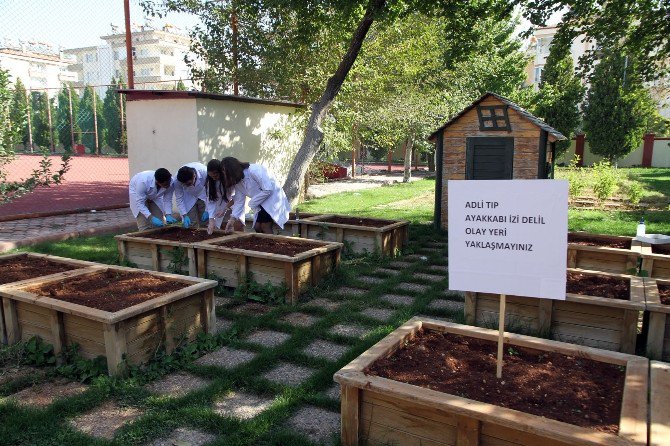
left=0, top=207, right=135, bottom=251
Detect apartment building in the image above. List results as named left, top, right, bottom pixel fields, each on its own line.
left=62, top=45, right=114, bottom=96
left=0, top=40, right=78, bottom=96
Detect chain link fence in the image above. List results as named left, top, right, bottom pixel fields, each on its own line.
left=0, top=1, right=198, bottom=218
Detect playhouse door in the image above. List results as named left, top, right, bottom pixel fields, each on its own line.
left=465, top=137, right=514, bottom=180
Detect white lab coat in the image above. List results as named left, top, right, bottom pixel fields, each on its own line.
left=231, top=164, right=290, bottom=228
left=129, top=170, right=175, bottom=218
left=174, top=162, right=208, bottom=217
left=205, top=180, right=234, bottom=229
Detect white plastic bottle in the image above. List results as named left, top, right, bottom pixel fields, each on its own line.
left=636, top=218, right=646, bottom=237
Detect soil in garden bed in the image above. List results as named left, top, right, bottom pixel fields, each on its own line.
left=131, top=227, right=225, bottom=243
left=658, top=283, right=670, bottom=305
left=566, top=271, right=630, bottom=300
left=25, top=270, right=188, bottom=312
left=652, top=244, right=670, bottom=255
left=365, top=329, right=625, bottom=434
left=0, top=256, right=78, bottom=285
left=213, top=236, right=325, bottom=256
left=320, top=215, right=391, bottom=228
left=568, top=233, right=631, bottom=249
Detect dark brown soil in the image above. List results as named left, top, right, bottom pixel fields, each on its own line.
left=652, top=244, right=670, bottom=255
left=0, top=256, right=78, bottom=285
left=568, top=233, right=631, bottom=249
left=365, top=330, right=625, bottom=434
left=25, top=270, right=188, bottom=312
left=132, top=227, right=226, bottom=243
left=658, top=284, right=670, bottom=305
left=321, top=215, right=391, bottom=228
left=214, top=236, right=325, bottom=256
left=567, top=271, right=630, bottom=300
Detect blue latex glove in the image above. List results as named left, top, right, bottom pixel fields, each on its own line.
left=201, top=211, right=209, bottom=222
left=150, top=216, right=164, bottom=227
left=182, top=215, right=191, bottom=228
left=165, top=215, right=177, bottom=224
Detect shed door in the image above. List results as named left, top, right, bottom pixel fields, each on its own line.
left=466, top=137, right=514, bottom=180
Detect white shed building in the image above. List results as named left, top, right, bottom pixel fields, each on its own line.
left=120, top=90, right=303, bottom=184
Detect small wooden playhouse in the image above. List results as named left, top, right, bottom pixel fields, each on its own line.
left=429, top=92, right=566, bottom=229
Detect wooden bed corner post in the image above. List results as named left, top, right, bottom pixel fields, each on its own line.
left=103, top=322, right=127, bottom=376
left=2, top=298, right=20, bottom=344
left=464, top=292, right=476, bottom=326
left=117, top=239, right=127, bottom=265
left=341, top=384, right=360, bottom=446
left=150, top=244, right=160, bottom=271
left=187, top=247, right=197, bottom=276
left=456, top=415, right=481, bottom=446
left=197, top=249, right=207, bottom=278
left=48, top=310, right=65, bottom=359
left=201, top=288, right=216, bottom=335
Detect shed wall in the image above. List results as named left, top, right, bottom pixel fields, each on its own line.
left=439, top=96, right=541, bottom=229
left=126, top=99, right=199, bottom=177
left=196, top=98, right=300, bottom=185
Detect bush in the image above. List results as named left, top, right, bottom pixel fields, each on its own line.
left=625, top=181, right=644, bottom=205
left=591, top=161, right=620, bottom=203
left=564, top=155, right=587, bottom=199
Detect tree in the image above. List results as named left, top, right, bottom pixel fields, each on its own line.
left=0, top=68, right=71, bottom=204
left=56, top=84, right=81, bottom=151
left=30, top=91, right=54, bottom=150
left=534, top=41, right=584, bottom=154
left=103, top=79, right=126, bottom=153
left=9, top=78, right=29, bottom=149
left=520, top=0, right=670, bottom=81
left=176, top=79, right=187, bottom=91
left=583, top=46, right=656, bottom=163
left=79, top=86, right=105, bottom=153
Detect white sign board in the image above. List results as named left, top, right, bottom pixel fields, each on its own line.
left=448, top=180, right=568, bottom=300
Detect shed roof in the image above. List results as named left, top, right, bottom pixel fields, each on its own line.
left=428, top=91, right=566, bottom=141
left=118, top=89, right=304, bottom=109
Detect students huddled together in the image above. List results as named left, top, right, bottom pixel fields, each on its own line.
left=128, top=157, right=290, bottom=234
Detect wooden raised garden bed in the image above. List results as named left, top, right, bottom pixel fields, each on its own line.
left=0, top=265, right=217, bottom=375
left=464, top=269, right=645, bottom=353
left=650, top=361, right=670, bottom=446
left=644, top=277, right=670, bottom=361
left=298, top=214, right=409, bottom=256
left=194, top=233, right=342, bottom=304
left=640, top=243, right=670, bottom=279
left=567, top=232, right=641, bottom=274
left=335, top=317, right=647, bottom=446
left=275, top=212, right=322, bottom=237
left=115, top=226, right=231, bottom=276
left=0, top=253, right=96, bottom=345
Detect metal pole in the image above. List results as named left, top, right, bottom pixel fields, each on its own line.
left=93, top=89, right=99, bottom=154
left=124, top=0, right=135, bottom=89
left=26, top=90, right=33, bottom=153
left=67, top=85, right=75, bottom=150
left=119, top=90, right=126, bottom=154
left=45, top=89, right=55, bottom=153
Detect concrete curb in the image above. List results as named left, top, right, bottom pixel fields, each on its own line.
left=0, top=221, right=136, bottom=252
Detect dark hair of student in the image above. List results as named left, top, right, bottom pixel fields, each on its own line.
left=221, top=157, right=250, bottom=188
left=176, top=166, right=195, bottom=184
left=154, top=168, right=171, bottom=184
left=206, top=159, right=226, bottom=202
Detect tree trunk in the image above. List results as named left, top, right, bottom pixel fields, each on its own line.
left=282, top=0, right=386, bottom=206
left=427, top=148, right=435, bottom=172
left=403, top=137, right=414, bottom=183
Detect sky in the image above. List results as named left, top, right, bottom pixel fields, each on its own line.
left=0, top=0, right=200, bottom=50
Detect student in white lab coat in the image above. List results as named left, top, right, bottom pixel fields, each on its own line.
left=128, top=168, right=177, bottom=231
left=220, top=157, right=290, bottom=234
left=175, top=162, right=209, bottom=228
left=204, top=159, right=238, bottom=234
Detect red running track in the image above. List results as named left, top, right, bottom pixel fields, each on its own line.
left=0, top=155, right=129, bottom=218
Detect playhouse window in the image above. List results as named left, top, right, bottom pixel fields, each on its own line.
left=476, top=105, right=511, bottom=131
